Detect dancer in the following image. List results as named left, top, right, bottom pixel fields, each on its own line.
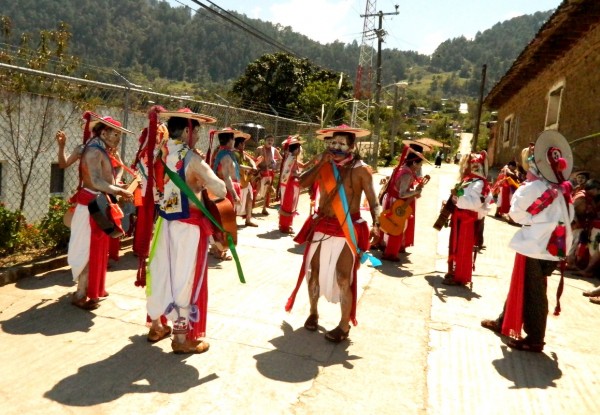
left=286, top=125, right=381, bottom=343
left=481, top=131, right=574, bottom=353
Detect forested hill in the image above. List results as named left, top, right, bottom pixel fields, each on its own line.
left=0, top=0, right=552, bottom=97
left=429, top=10, right=554, bottom=86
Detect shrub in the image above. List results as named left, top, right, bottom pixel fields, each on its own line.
left=14, top=223, right=44, bottom=251
left=39, top=196, right=71, bottom=250
left=0, top=202, right=24, bottom=254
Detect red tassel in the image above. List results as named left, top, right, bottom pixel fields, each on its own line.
left=82, top=111, right=93, bottom=144
left=285, top=297, right=294, bottom=312
left=554, top=261, right=566, bottom=316
left=135, top=256, right=147, bottom=287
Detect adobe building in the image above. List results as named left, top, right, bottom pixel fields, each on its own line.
left=485, top=0, right=600, bottom=177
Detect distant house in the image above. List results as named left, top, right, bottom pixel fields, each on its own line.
left=484, top=0, right=600, bottom=176
left=458, top=103, right=468, bottom=114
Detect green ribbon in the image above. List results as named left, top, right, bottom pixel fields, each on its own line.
left=161, top=161, right=245, bottom=284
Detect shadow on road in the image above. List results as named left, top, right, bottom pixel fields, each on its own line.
left=0, top=294, right=95, bottom=335
left=492, top=346, right=562, bottom=389
left=425, top=274, right=482, bottom=302
left=15, top=268, right=73, bottom=290
left=256, top=229, right=286, bottom=240
left=44, top=335, right=217, bottom=406
left=254, top=321, right=361, bottom=383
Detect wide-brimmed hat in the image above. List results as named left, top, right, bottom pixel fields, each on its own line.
left=316, top=133, right=332, bottom=141
left=572, top=170, right=590, bottom=179
left=532, top=130, right=573, bottom=184
left=283, top=134, right=305, bottom=147
left=84, top=112, right=133, bottom=135
left=159, top=108, right=217, bottom=124
left=212, top=127, right=251, bottom=141
left=316, top=124, right=370, bottom=138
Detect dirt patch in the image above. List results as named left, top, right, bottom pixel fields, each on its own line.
left=0, top=247, right=66, bottom=269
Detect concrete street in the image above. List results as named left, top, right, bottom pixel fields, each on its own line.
left=1, top=157, right=599, bottom=414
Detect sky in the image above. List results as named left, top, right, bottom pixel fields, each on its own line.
left=169, top=0, right=562, bottom=55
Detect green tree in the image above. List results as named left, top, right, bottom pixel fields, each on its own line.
left=231, top=52, right=351, bottom=121
left=0, top=18, right=81, bottom=216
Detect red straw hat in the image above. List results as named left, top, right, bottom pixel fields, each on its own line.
left=84, top=112, right=133, bottom=135
left=316, top=124, right=370, bottom=138
left=158, top=108, right=217, bottom=124
left=212, top=127, right=251, bottom=140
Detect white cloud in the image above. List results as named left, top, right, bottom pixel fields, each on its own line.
left=421, top=31, right=447, bottom=55
left=268, top=0, right=356, bottom=44
left=503, top=11, right=526, bottom=21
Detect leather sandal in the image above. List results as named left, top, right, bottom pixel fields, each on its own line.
left=507, top=338, right=544, bottom=353
left=171, top=339, right=210, bottom=354
left=71, top=295, right=100, bottom=310
left=583, top=288, right=600, bottom=297
left=324, top=326, right=350, bottom=343
left=480, top=319, right=501, bottom=334
left=147, top=325, right=172, bottom=343
left=304, top=314, right=319, bottom=331
left=441, top=277, right=466, bottom=286
left=590, top=296, right=600, bottom=305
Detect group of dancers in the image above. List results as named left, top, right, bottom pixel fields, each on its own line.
left=58, top=105, right=585, bottom=353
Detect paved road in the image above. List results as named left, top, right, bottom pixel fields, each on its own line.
left=1, top=161, right=599, bottom=415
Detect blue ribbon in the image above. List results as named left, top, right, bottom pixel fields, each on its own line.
left=331, top=162, right=382, bottom=268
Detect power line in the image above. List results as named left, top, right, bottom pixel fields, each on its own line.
left=177, top=0, right=299, bottom=57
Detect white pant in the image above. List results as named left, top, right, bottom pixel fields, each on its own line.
left=147, top=219, right=202, bottom=322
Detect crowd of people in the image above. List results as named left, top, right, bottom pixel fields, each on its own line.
left=55, top=108, right=387, bottom=352
left=54, top=107, right=598, bottom=355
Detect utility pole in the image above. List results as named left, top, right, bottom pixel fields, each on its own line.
left=113, top=70, right=142, bottom=160
left=471, top=64, right=487, bottom=153
left=362, top=5, right=399, bottom=168
left=389, top=81, right=407, bottom=161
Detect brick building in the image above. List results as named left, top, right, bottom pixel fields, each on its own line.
left=485, top=0, right=600, bottom=177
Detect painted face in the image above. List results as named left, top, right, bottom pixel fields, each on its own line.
left=328, top=135, right=351, bottom=157
left=101, top=128, right=122, bottom=149
left=265, top=137, right=274, bottom=147
left=576, top=174, right=587, bottom=185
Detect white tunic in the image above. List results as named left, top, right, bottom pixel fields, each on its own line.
left=508, top=180, right=574, bottom=261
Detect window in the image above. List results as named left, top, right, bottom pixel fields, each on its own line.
left=50, top=163, right=64, bottom=194
left=545, top=84, right=564, bottom=129
left=502, top=114, right=513, bottom=147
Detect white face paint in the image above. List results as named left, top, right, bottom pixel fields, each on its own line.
left=328, top=135, right=350, bottom=153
